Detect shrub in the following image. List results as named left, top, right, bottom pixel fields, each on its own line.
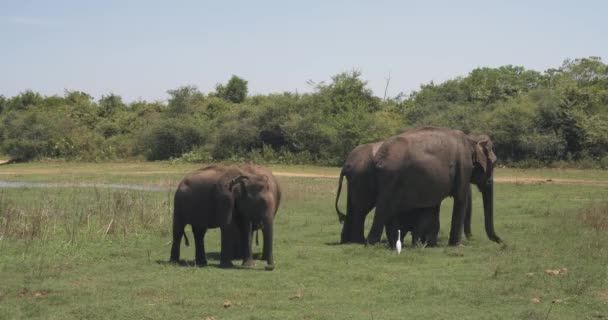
left=137, top=118, right=206, bottom=160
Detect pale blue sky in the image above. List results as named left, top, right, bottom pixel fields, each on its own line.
left=1, top=0, right=606, bottom=102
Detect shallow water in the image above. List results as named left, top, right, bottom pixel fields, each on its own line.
left=0, top=181, right=171, bottom=192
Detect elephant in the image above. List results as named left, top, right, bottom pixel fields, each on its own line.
left=235, top=163, right=281, bottom=270
left=335, top=141, right=383, bottom=243
left=386, top=206, right=440, bottom=248
left=169, top=164, right=280, bottom=269
left=335, top=140, right=473, bottom=245
left=368, top=127, right=501, bottom=246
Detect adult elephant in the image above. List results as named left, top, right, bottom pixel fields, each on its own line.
left=236, top=163, right=281, bottom=270
left=335, top=141, right=383, bottom=243
left=368, top=127, right=501, bottom=246
left=336, top=141, right=474, bottom=245
left=170, top=165, right=280, bottom=270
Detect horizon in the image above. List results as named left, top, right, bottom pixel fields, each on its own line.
left=1, top=0, right=607, bottom=102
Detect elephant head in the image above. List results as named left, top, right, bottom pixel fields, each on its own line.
left=470, top=134, right=497, bottom=185
left=468, top=134, right=501, bottom=243
left=220, top=172, right=269, bottom=223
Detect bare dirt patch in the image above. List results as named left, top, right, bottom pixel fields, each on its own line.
left=274, top=172, right=608, bottom=187
left=0, top=167, right=606, bottom=187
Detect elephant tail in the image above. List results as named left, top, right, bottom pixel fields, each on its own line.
left=183, top=231, right=190, bottom=247
left=335, top=169, right=347, bottom=224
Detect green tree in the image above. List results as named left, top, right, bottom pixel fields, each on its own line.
left=137, top=118, right=206, bottom=160
left=5, top=90, right=43, bottom=111
left=167, top=85, right=205, bottom=115
left=0, top=95, right=7, bottom=114
left=313, top=70, right=380, bottom=114
left=98, top=94, right=126, bottom=118
left=215, top=75, right=249, bottom=103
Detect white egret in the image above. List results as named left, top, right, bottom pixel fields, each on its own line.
left=396, top=230, right=402, bottom=254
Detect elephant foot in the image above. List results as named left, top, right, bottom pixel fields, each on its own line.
left=219, top=261, right=234, bottom=269
left=448, top=243, right=465, bottom=248
left=447, top=240, right=462, bottom=247
left=195, top=260, right=208, bottom=267
left=264, top=264, right=275, bottom=271
left=242, top=259, right=256, bottom=267
left=365, top=240, right=379, bottom=246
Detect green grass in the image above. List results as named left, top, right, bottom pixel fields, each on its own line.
left=0, top=164, right=607, bottom=319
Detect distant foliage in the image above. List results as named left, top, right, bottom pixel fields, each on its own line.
left=137, top=118, right=207, bottom=161
left=215, top=75, right=248, bottom=103
left=0, top=57, right=606, bottom=167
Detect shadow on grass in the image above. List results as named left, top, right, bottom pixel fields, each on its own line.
left=155, top=252, right=270, bottom=271
left=324, top=240, right=389, bottom=246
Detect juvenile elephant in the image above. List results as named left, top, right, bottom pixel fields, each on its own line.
left=336, top=141, right=473, bottom=245
left=369, top=127, right=501, bottom=246
left=170, top=165, right=280, bottom=270
left=386, top=206, right=440, bottom=248
left=235, top=163, right=281, bottom=270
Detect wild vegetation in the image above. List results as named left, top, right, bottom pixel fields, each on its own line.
left=0, top=164, right=607, bottom=319
left=1, top=57, right=607, bottom=167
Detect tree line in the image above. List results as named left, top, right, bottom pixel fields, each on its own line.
left=1, top=57, right=607, bottom=167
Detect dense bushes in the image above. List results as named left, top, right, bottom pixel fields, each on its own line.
left=137, top=118, right=207, bottom=161
left=0, top=58, right=606, bottom=167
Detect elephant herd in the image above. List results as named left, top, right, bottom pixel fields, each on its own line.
left=169, top=127, right=502, bottom=270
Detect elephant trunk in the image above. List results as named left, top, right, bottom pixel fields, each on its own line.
left=482, top=181, right=501, bottom=243
left=230, top=176, right=249, bottom=198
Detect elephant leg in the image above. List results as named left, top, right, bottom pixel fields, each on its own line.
left=385, top=218, right=397, bottom=248
left=368, top=191, right=395, bottom=245
left=448, top=194, right=468, bottom=246
left=241, top=221, right=255, bottom=267
left=351, top=212, right=367, bottom=244
left=425, top=232, right=438, bottom=247
left=340, top=211, right=353, bottom=243
left=170, top=220, right=184, bottom=263
left=421, top=206, right=440, bottom=247
left=345, top=190, right=372, bottom=244
left=428, top=210, right=440, bottom=247
left=192, top=225, right=207, bottom=267
left=219, top=224, right=235, bottom=268
left=464, top=187, right=473, bottom=239
left=366, top=210, right=387, bottom=245
left=261, top=217, right=274, bottom=270
left=412, top=214, right=423, bottom=246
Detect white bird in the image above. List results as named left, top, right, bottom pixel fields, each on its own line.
left=396, top=230, right=402, bottom=254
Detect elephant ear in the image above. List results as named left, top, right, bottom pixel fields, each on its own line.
left=474, top=139, right=495, bottom=173
left=228, top=175, right=249, bottom=191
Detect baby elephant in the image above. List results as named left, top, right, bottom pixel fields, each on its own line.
left=386, top=206, right=440, bottom=248
left=170, top=164, right=281, bottom=270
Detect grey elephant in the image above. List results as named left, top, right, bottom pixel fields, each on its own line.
left=386, top=205, right=440, bottom=247
left=335, top=141, right=383, bottom=243
left=335, top=140, right=473, bottom=245
left=170, top=164, right=280, bottom=270
left=368, top=127, right=501, bottom=246
left=235, top=163, right=281, bottom=270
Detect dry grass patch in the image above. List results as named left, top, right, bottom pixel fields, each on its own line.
left=579, top=201, right=608, bottom=231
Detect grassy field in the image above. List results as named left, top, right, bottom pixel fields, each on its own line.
left=0, top=162, right=607, bottom=319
